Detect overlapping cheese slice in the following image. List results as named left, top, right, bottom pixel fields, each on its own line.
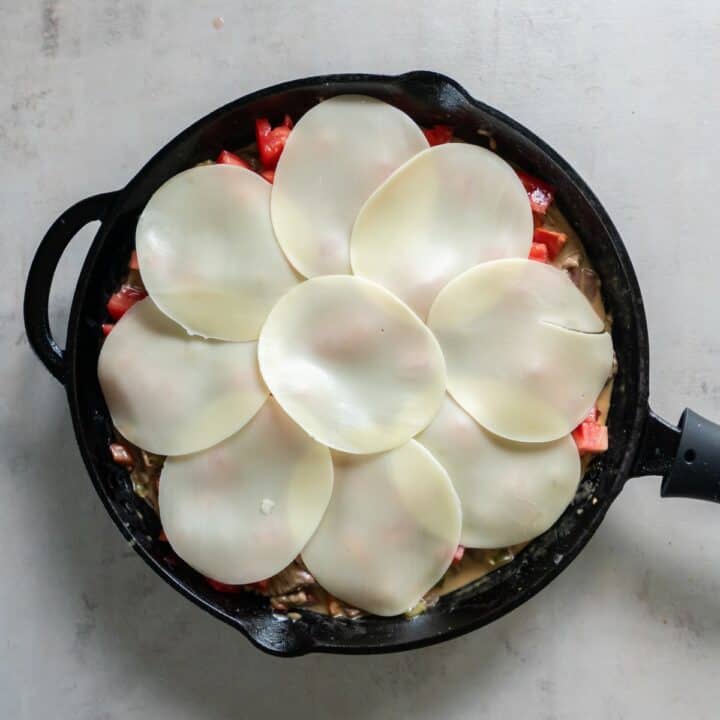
left=136, top=164, right=297, bottom=341
left=351, top=144, right=533, bottom=318
left=98, top=298, right=267, bottom=455
left=302, top=441, right=461, bottom=616
left=271, top=95, right=429, bottom=277
left=428, top=259, right=613, bottom=443
left=258, top=275, right=446, bottom=454
left=417, top=395, right=581, bottom=547
left=159, top=398, right=333, bottom=585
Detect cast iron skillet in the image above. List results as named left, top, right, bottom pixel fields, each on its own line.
left=23, top=72, right=720, bottom=656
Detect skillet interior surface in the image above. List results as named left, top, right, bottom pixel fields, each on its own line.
left=61, top=72, right=649, bottom=655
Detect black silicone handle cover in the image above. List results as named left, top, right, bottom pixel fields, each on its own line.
left=661, top=409, right=720, bottom=503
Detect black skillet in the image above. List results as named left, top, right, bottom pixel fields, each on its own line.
left=23, top=72, right=720, bottom=656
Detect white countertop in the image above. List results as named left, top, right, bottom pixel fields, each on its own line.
left=3, top=1, right=720, bottom=718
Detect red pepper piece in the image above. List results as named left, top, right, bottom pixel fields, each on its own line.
left=101, top=323, right=114, bottom=337
left=255, top=117, right=291, bottom=170
left=452, top=545, right=465, bottom=565
left=106, top=285, right=147, bottom=321
left=259, top=169, right=275, bottom=184
left=283, top=114, right=293, bottom=130
left=423, top=124, right=454, bottom=146
left=516, top=170, right=555, bottom=215
left=128, top=250, right=139, bottom=270
left=529, top=242, right=549, bottom=263
left=206, top=578, right=243, bottom=593
left=216, top=149, right=251, bottom=168
left=572, top=421, right=608, bottom=454
left=533, top=227, right=567, bottom=260
left=255, top=117, right=272, bottom=139
left=108, top=442, right=133, bottom=467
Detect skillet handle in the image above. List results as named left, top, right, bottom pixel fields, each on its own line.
left=24, top=192, right=117, bottom=384
left=633, top=408, right=720, bottom=503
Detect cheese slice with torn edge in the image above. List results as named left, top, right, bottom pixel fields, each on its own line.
left=98, top=298, right=267, bottom=455
left=427, top=258, right=613, bottom=442
left=159, top=397, right=333, bottom=585
left=258, top=275, right=446, bottom=454
left=417, top=395, right=581, bottom=548
left=302, top=441, right=461, bottom=616
left=351, top=143, right=533, bottom=319
left=136, top=164, right=297, bottom=341
left=271, top=95, right=428, bottom=277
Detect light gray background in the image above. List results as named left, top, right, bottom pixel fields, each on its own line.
left=2, top=2, right=719, bottom=718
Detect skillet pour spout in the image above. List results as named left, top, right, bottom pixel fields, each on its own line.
left=23, top=71, right=720, bottom=656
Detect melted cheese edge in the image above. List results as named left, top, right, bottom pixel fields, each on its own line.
left=136, top=164, right=298, bottom=341
left=418, top=395, right=581, bottom=548
left=258, top=275, right=447, bottom=454
left=428, top=259, right=613, bottom=442
left=159, top=398, right=333, bottom=584
left=351, top=144, right=533, bottom=319
left=271, top=95, right=428, bottom=277
left=98, top=298, right=268, bottom=455
left=302, top=441, right=461, bottom=616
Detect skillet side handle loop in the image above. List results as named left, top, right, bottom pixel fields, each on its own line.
left=661, top=409, right=720, bottom=503
left=23, top=192, right=117, bottom=384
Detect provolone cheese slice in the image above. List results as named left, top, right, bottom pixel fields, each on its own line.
left=258, top=275, right=446, bottom=454
left=302, top=441, right=461, bottom=616
left=428, top=259, right=613, bottom=442
left=271, top=95, right=428, bottom=277
left=351, top=144, right=533, bottom=318
left=98, top=298, right=267, bottom=455
left=159, top=398, right=333, bottom=585
left=136, top=164, right=297, bottom=341
left=417, top=395, right=581, bottom=548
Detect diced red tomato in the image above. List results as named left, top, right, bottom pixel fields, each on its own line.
left=255, top=118, right=272, bottom=137
left=101, top=323, right=114, bottom=337
left=572, top=421, right=608, bottom=454
left=259, top=169, right=275, bottom=183
left=128, top=250, right=139, bottom=270
left=216, top=149, right=251, bottom=168
left=452, top=545, right=465, bottom=565
left=108, top=442, right=133, bottom=466
left=516, top=170, right=555, bottom=215
left=206, top=578, right=243, bottom=593
left=529, top=242, right=549, bottom=263
left=423, top=124, right=454, bottom=146
left=106, top=285, right=147, bottom=321
left=255, top=117, right=291, bottom=170
left=533, top=227, right=567, bottom=260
